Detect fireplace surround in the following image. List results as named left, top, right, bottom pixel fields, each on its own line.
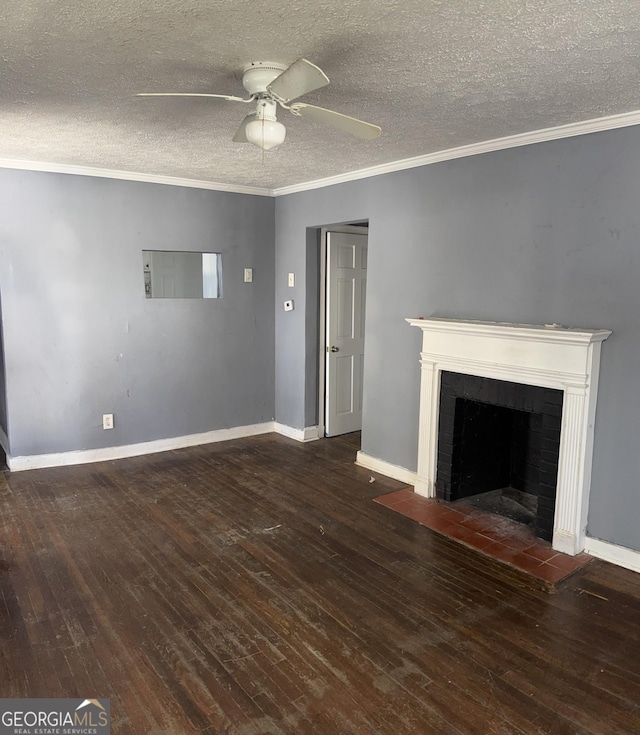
left=406, top=318, right=611, bottom=555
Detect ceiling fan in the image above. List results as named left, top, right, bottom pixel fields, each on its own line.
left=137, top=59, right=381, bottom=151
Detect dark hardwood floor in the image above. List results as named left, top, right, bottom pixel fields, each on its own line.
left=1, top=432, right=640, bottom=734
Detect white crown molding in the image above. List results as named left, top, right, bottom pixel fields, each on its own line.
left=3, top=108, right=640, bottom=197
left=584, top=537, right=640, bottom=574
left=272, top=108, right=640, bottom=196
left=0, top=158, right=272, bottom=197
left=7, top=421, right=275, bottom=471
left=355, top=451, right=418, bottom=486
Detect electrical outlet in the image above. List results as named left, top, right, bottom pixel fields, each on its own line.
left=288, top=272, right=295, bottom=287
left=284, top=300, right=294, bottom=312
left=244, top=268, right=253, bottom=283
left=102, top=413, right=114, bottom=430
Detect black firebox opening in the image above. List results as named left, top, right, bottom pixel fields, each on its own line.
left=436, top=372, right=563, bottom=542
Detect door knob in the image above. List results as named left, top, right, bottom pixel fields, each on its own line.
left=330, top=346, right=339, bottom=353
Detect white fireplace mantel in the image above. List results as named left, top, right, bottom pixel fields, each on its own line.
left=406, top=317, right=612, bottom=556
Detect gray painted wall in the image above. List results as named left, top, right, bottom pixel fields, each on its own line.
left=0, top=170, right=275, bottom=457
left=275, top=126, right=640, bottom=553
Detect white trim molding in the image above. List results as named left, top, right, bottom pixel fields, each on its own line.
left=7, top=421, right=276, bottom=471
left=273, top=109, right=640, bottom=196
left=0, top=158, right=271, bottom=197
left=3, top=109, right=640, bottom=197
left=584, top=537, right=640, bottom=574
left=274, top=423, right=321, bottom=442
left=355, top=451, right=418, bottom=486
left=406, top=318, right=611, bottom=557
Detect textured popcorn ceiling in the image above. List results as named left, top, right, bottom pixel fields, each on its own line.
left=2, top=0, right=640, bottom=190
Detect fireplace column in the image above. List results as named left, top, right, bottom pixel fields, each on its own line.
left=415, top=356, right=439, bottom=498
left=554, top=383, right=593, bottom=555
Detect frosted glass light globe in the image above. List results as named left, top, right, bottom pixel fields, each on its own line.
left=245, top=118, right=286, bottom=151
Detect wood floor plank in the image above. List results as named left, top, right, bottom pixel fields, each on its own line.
left=2, top=432, right=640, bottom=734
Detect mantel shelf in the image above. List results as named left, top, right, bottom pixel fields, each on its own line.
left=405, top=317, right=611, bottom=345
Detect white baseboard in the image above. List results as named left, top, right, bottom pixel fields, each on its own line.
left=7, top=421, right=276, bottom=472
left=274, top=423, right=321, bottom=442
left=584, top=537, right=640, bottom=574
left=355, top=451, right=417, bottom=486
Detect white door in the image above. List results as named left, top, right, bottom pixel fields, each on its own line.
left=148, top=252, right=204, bottom=298
left=149, top=252, right=177, bottom=298
left=325, top=231, right=368, bottom=436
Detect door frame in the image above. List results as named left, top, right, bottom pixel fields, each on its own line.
left=317, top=223, right=369, bottom=437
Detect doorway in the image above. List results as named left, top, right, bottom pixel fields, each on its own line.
left=0, top=291, right=8, bottom=468
left=318, top=225, right=368, bottom=438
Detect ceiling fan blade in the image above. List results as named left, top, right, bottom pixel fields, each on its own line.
left=232, top=113, right=256, bottom=142
left=267, top=59, right=329, bottom=103
left=290, top=103, right=381, bottom=140
left=136, top=93, right=248, bottom=102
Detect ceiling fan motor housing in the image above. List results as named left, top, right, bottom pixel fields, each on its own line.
left=242, top=62, right=287, bottom=95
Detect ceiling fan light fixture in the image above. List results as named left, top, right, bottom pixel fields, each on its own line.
left=138, top=58, right=380, bottom=151
left=245, top=117, right=286, bottom=151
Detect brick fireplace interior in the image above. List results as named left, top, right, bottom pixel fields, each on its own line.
left=436, top=372, right=563, bottom=542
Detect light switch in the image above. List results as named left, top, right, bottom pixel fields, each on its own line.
left=244, top=268, right=253, bottom=283
left=288, top=272, right=295, bottom=287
